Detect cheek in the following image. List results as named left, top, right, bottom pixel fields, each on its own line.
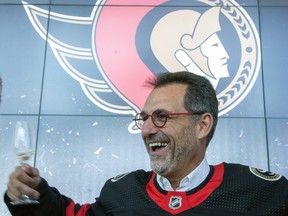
left=177, top=124, right=197, bottom=143
left=162, top=120, right=194, bottom=144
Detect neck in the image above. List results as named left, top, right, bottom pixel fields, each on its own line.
left=165, top=158, right=204, bottom=190
left=169, top=178, right=182, bottom=190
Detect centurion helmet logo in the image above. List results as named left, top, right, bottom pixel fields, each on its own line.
left=22, top=0, right=261, bottom=133
left=169, top=196, right=182, bottom=210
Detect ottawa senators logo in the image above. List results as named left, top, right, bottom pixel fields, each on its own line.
left=250, top=167, right=282, bottom=181
left=22, top=0, right=261, bottom=133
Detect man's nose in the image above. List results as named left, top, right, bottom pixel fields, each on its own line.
left=141, top=116, right=158, bottom=137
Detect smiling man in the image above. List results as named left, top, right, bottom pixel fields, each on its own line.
left=4, top=72, right=288, bottom=215
left=138, top=79, right=211, bottom=190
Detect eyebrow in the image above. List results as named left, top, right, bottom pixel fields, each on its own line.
left=140, top=108, right=169, bottom=116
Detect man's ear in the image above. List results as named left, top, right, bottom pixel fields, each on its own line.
left=197, top=113, right=213, bottom=140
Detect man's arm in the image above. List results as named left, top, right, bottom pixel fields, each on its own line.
left=4, top=166, right=104, bottom=216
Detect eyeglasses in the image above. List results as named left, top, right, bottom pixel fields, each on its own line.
left=133, top=110, right=204, bottom=129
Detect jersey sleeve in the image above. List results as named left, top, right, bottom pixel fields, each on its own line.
left=4, top=178, right=105, bottom=216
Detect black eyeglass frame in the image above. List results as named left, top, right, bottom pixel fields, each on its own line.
left=133, top=111, right=205, bottom=129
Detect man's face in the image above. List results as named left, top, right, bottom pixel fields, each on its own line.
left=141, top=84, right=202, bottom=179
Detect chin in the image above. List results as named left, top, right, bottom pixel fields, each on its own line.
left=151, top=162, right=170, bottom=175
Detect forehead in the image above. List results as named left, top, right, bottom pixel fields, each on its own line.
left=143, top=84, right=187, bottom=113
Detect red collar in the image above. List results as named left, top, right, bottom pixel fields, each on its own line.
left=146, top=163, right=224, bottom=215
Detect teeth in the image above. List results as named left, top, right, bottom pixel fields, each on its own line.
left=149, top=142, right=168, bottom=147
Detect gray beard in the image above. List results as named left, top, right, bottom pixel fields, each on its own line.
left=149, top=154, right=174, bottom=175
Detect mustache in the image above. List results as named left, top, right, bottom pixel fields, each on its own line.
left=144, top=134, right=170, bottom=145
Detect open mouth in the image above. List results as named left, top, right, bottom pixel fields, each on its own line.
left=149, top=142, right=168, bottom=152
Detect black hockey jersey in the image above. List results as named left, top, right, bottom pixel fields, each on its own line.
left=96, top=163, right=288, bottom=215
left=5, top=163, right=288, bottom=216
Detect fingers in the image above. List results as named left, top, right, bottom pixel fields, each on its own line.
left=6, top=166, right=41, bottom=201
left=24, top=166, right=42, bottom=188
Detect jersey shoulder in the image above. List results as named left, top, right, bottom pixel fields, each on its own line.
left=102, top=169, right=153, bottom=191
left=223, top=163, right=287, bottom=183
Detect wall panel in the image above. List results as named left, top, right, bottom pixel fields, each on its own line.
left=0, top=0, right=287, bottom=215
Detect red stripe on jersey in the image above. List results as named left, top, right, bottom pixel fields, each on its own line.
left=146, top=163, right=224, bottom=215
left=66, top=202, right=91, bottom=216
left=66, top=202, right=76, bottom=216
left=76, top=204, right=91, bottom=216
